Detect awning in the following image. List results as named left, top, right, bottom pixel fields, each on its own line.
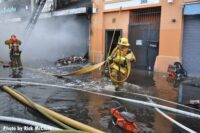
left=184, top=2, right=200, bottom=15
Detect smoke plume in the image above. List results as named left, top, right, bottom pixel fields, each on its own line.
left=0, top=14, right=89, bottom=63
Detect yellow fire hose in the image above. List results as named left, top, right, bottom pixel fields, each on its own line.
left=107, top=45, right=132, bottom=83
left=108, top=59, right=131, bottom=83
left=53, top=58, right=131, bottom=83
left=13, top=88, right=74, bottom=131
left=2, top=86, right=105, bottom=133
left=53, top=61, right=106, bottom=77
left=52, top=7, right=132, bottom=83
left=0, top=7, right=131, bottom=83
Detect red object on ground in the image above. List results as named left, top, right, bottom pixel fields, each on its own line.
left=167, top=65, right=177, bottom=81
left=167, top=62, right=187, bottom=82
left=111, top=108, right=140, bottom=133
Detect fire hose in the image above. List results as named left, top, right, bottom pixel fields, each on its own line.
left=1, top=7, right=128, bottom=83
left=2, top=86, right=105, bottom=133
left=1, top=80, right=200, bottom=132
left=1, top=81, right=200, bottom=119
left=147, top=98, right=197, bottom=133
left=55, top=61, right=106, bottom=77
left=52, top=7, right=127, bottom=83
left=14, top=89, right=74, bottom=131
left=52, top=57, right=131, bottom=83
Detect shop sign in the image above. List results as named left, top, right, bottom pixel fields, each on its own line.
left=136, top=40, right=143, bottom=46
left=105, top=0, right=159, bottom=10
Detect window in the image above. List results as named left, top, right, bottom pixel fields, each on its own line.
left=141, top=0, right=147, bottom=4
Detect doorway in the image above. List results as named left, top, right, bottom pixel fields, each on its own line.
left=129, top=7, right=161, bottom=71
left=105, top=30, right=122, bottom=58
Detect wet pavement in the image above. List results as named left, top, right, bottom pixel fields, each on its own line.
left=0, top=63, right=200, bottom=133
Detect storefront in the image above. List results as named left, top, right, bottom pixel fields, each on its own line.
left=90, top=0, right=200, bottom=74
left=0, top=0, right=31, bottom=20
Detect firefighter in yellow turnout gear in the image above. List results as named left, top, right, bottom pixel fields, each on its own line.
left=5, top=35, right=23, bottom=70
left=108, top=37, right=136, bottom=89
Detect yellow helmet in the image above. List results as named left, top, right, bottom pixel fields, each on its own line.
left=118, top=37, right=130, bottom=47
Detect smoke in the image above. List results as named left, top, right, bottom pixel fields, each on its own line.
left=23, top=15, right=89, bottom=62
left=0, top=20, right=25, bottom=61
left=0, top=14, right=89, bottom=63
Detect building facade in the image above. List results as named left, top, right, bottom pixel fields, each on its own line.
left=89, top=0, right=200, bottom=76
left=0, top=0, right=92, bottom=61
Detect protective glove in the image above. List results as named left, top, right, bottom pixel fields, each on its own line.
left=120, top=56, right=126, bottom=62
left=108, top=56, right=112, bottom=61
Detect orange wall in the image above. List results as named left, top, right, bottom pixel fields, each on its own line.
left=155, top=0, right=199, bottom=72
left=90, top=0, right=104, bottom=63
left=90, top=0, right=130, bottom=63
left=159, top=0, right=183, bottom=57
left=184, top=0, right=200, bottom=3
left=102, top=10, right=130, bottom=58
left=90, top=0, right=199, bottom=72
left=104, top=11, right=130, bottom=37
left=155, top=0, right=200, bottom=72
left=154, top=0, right=184, bottom=72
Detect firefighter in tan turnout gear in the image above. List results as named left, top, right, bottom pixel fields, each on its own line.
left=108, top=37, right=136, bottom=89
left=5, top=35, right=23, bottom=70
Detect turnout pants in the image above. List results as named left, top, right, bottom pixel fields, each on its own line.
left=11, top=51, right=23, bottom=69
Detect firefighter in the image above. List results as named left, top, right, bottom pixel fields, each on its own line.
left=5, top=35, right=23, bottom=70
left=108, top=37, right=136, bottom=89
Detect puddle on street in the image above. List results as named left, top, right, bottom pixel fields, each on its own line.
left=0, top=64, right=200, bottom=133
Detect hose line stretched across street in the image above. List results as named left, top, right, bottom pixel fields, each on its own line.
left=147, top=98, right=197, bottom=133
left=0, top=80, right=198, bottom=113
left=1, top=86, right=105, bottom=133
left=24, top=65, right=200, bottom=113
left=12, top=88, right=75, bottom=131
left=118, top=90, right=200, bottom=113
left=19, top=65, right=200, bottom=112
left=1, top=80, right=200, bottom=120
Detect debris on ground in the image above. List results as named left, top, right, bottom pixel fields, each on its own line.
left=186, top=100, right=200, bottom=109
left=167, top=62, right=187, bottom=82
left=55, top=56, right=87, bottom=66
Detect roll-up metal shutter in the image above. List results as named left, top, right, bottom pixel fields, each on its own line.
left=183, top=15, right=200, bottom=76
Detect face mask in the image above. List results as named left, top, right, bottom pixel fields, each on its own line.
left=11, top=37, right=17, bottom=42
